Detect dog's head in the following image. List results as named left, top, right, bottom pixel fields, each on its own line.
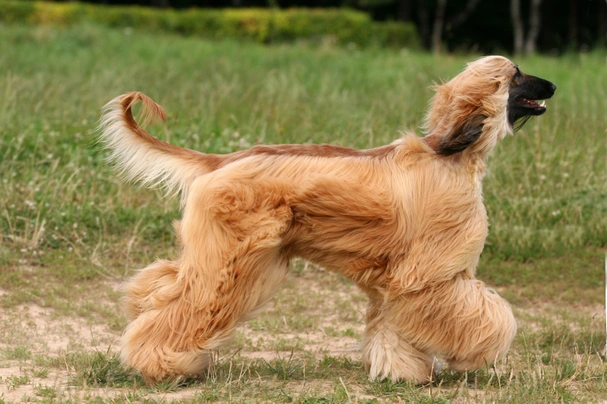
left=507, top=64, right=556, bottom=130
left=424, top=56, right=556, bottom=157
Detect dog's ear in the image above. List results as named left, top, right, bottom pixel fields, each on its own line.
left=436, top=114, right=486, bottom=156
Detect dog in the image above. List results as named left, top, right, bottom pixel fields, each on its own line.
left=98, top=55, right=555, bottom=384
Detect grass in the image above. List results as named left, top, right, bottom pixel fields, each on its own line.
left=0, top=21, right=606, bottom=402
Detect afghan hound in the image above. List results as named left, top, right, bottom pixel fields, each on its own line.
left=98, top=55, right=556, bottom=384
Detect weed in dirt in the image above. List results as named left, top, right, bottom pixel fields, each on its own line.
left=33, top=384, right=56, bottom=399
left=32, top=355, right=61, bottom=368
left=261, top=351, right=305, bottom=380
left=151, top=377, right=197, bottom=393
left=30, top=367, right=50, bottom=379
left=5, top=374, right=30, bottom=390
left=65, top=350, right=143, bottom=388
left=2, top=345, right=31, bottom=361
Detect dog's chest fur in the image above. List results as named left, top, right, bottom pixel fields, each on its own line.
left=272, top=150, right=489, bottom=289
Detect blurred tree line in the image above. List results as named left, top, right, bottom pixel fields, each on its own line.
left=53, top=0, right=607, bottom=53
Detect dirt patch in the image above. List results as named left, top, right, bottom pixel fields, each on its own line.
left=0, top=269, right=605, bottom=402
left=0, top=270, right=370, bottom=401
left=0, top=303, right=120, bottom=402
left=0, top=304, right=118, bottom=352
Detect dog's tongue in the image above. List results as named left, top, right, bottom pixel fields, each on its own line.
left=521, top=98, right=539, bottom=107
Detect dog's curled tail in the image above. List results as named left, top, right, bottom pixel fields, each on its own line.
left=98, top=92, right=210, bottom=198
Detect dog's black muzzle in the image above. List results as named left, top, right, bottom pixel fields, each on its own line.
left=508, top=72, right=556, bottom=126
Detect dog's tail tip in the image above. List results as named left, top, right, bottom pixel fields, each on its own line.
left=124, top=92, right=166, bottom=122
left=105, top=91, right=167, bottom=128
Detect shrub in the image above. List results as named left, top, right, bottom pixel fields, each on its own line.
left=83, top=3, right=174, bottom=31
left=29, top=1, right=84, bottom=25
left=0, top=0, right=420, bottom=49
left=0, top=0, right=34, bottom=23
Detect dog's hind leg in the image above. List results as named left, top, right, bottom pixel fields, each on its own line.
left=120, top=176, right=293, bottom=383
left=122, top=259, right=181, bottom=321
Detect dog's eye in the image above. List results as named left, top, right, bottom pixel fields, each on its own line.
left=513, top=66, right=522, bottom=78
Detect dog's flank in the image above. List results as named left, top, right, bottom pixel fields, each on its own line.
left=99, top=56, right=555, bottom=384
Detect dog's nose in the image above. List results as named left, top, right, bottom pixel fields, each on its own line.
left=550, top=83, right=557, bottom=93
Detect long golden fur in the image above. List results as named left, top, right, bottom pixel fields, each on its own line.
left=98, top=55, right=556, bottom=384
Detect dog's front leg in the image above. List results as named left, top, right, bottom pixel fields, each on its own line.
left=387, top=276, right=517, bottom=375
left=360, top=288, right=436, bottom=384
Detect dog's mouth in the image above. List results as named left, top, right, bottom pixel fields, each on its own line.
left=517, top=98, right=547, bottom=115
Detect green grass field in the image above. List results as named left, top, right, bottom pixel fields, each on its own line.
left=0, top=22, right=606, bottom=402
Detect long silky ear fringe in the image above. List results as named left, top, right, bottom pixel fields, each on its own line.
left=436, top=114, right=486, bottom=156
